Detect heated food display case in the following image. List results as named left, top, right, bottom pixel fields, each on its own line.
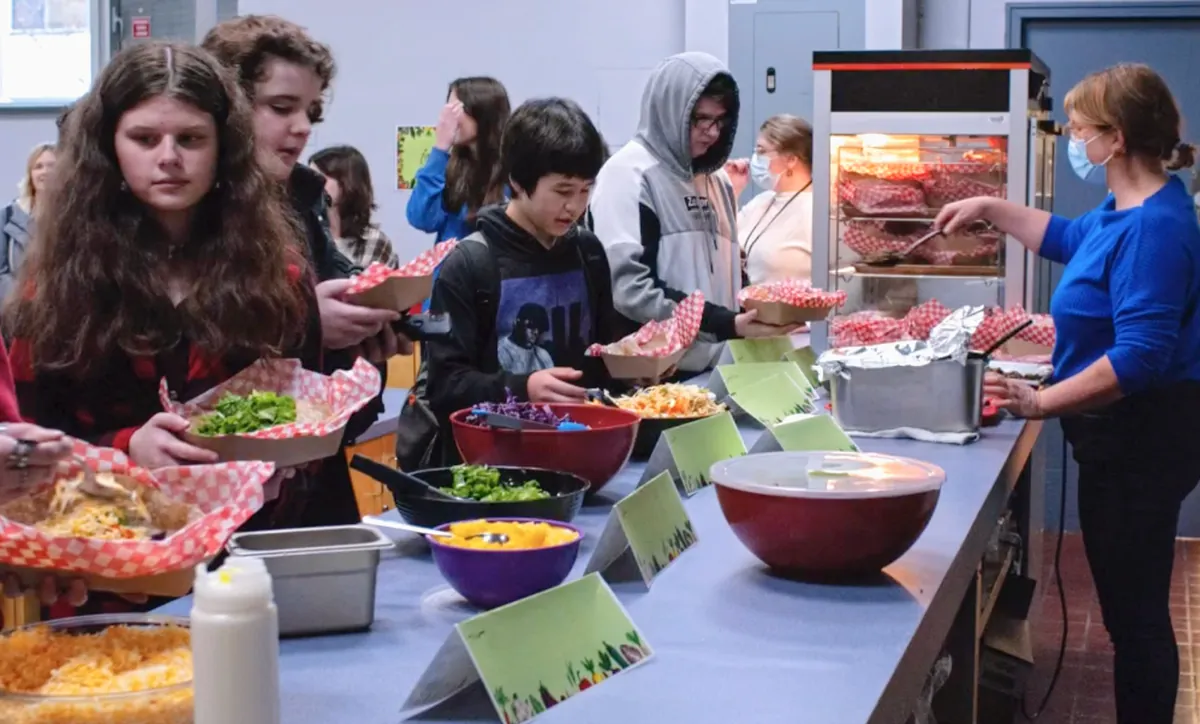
left=809, top=49, right=1055, bottom=351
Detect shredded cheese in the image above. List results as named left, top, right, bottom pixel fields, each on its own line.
left=0, top=624, right=193, bottom=724
left=40, top=474, right=156, bottom=540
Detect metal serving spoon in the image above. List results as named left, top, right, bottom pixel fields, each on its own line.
left=361, top=516, right=510, bottom=545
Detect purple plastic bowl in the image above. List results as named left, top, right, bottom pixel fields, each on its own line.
left=427, top=517, right=583, bottom=610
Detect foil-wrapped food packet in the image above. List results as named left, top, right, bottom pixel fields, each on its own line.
left=816, top=305, right=985, bottom=381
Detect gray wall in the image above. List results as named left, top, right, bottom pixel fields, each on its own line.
left=920, top=0, right=1150, bottom=48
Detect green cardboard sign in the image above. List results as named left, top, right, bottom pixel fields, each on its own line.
left=757, top=414, right=859, bottom=453
left=585, top=471, right=698, bottom=586
left=730, top=373, right=815, bottom=427
left=727, top=336, right=794, bottom=364
left=713, top=362, right=815, bottom=400
left=401, top=574, right=654, bottom=722
left=783, top=346, right=820, bottom=387
left=658, top=411, right=747, bottom=495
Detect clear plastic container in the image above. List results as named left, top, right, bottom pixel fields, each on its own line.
left=709, top=450, right=945, bottom=498
left=0, top=613, right=193, bottom=724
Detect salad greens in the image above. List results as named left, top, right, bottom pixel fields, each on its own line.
left=445, top=465, right=551, bottom=502
left=194, top=390, right=297, bottom=436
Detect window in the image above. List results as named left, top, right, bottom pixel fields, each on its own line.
left=1, top=0, right=94, bottom=104
left=12, top=0, right=87, bottom=33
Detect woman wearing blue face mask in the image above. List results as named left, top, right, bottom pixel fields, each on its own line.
left=722, top=115, right=814, bottom=284
left=936, top=63, right=1200, bottom=724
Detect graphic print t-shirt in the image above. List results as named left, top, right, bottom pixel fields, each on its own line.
left=495, top=271, right=591, bottom=375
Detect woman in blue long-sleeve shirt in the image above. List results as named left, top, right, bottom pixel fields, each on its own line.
left=405, top=76, right=511, bottom=243
left=939, top=64, right=1200, bottom=724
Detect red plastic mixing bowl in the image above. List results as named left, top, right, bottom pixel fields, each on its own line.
left=710, top=451, right=944, bottom=577
left=450, top=404, right=640, bottom=494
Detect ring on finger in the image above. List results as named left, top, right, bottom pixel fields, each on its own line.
left=6, top=439, right=35, bottom=470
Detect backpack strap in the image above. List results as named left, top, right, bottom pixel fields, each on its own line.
left=457, top=231, right=501, bottom=345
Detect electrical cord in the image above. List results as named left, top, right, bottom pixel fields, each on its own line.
left=1022, top=432, right=1070, bottom=719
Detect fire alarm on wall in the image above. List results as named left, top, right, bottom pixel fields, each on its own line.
left=131, top=16, right=151, bottom=39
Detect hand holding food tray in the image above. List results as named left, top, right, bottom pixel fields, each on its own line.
left=164, top=357, right=382, bottom=468
left=586, top=292, right=704, bottom=380
left=0, top=440, right=274, bottom=597
left=738, top=280, right=847, bottom=326
left=343, top=239, right=458, bottom=312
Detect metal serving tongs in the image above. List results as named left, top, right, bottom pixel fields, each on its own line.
left=854, top=219, right=999, bottom=268
left=362, top=515, right=510, bottom=545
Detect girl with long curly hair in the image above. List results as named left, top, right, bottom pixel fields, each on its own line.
left=5, top=42, right=337, bottom=602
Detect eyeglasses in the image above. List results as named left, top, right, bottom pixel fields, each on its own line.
left=692, top=114, right=730, bottom=133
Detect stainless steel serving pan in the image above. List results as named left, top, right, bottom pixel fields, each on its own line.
left=227, top=524, right=394, bottom=637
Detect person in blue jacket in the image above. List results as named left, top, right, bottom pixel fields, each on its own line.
left=938, top=64, right=1200, bottom=724
left=406, top=76, right=511, bottom=243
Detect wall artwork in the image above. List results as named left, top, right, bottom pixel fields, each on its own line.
left=396, top=125, right=437, bottom=190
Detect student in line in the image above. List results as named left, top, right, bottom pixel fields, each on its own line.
left=588, top=52, right=796, bottom=374
left=5, top=41, right=323, bottom=611
left=202, top=15, right=406, bottom=360
left=724, top=114, right=815, bottom=285
left=310, top=145, right=399, bottom=269
left=204, top=16, right=406, bottom=526
left=0, top=143, right=55, bottom=304
left=406, top=76, right=511, bottom=244
left=425, top=98, right=622, bottom=462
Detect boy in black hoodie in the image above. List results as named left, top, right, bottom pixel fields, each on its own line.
left=426, top=98, right=622, bottom=421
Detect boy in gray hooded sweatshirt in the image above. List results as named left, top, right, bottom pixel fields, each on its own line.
left=588, top=52, right=791, bottom=372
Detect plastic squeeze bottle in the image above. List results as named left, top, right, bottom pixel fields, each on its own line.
left=191, top=558, right=281, bottom=724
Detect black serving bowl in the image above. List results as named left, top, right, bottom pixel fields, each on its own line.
left=350, top=456, right=588, bottom=528
left=630, top=415, right=715, bottom=459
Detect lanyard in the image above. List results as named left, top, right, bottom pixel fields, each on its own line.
left=742, top=181, right=812, bottom=260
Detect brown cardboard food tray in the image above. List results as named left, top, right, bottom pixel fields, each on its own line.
left=346, top=274, right=434, bottom=313
left=600, top=349, right=686, bottom=380
left=184, top=423, right=348, bottom=468
left=1001, top=339, right=1053, bottom=358
left=743, top=299, right=837, bottom=326
left=0, top=561, right=204, bottom=598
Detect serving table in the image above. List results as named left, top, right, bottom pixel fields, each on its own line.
left=161, top=397, right=1042, bottom=724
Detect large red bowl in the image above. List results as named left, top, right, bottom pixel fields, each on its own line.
left=710, top=451, right=944, bottom=578
left=450, top=404, right=640, bottom=494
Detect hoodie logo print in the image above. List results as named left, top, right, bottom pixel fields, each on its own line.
left=684, top=195, right=711, bottom=213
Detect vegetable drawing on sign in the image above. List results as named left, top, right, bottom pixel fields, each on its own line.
left=457, top=574, right=652, bottom=723
left=614, top=470, right=698, bottom=582
left=396, top=126, right=437, bottom=190
left=494, top=630, right=651, bottom=722
left=663, top=411, right=746, bottom=495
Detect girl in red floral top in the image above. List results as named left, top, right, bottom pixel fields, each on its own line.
left=4, top=42, right=328, bottom=615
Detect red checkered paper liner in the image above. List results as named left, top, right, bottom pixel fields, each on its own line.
left=924, top=172, right=1006, bottom=207
left=904, top=300, right=953, bottom=340
left=345, top=239, right=458, bottom=296
left=161, top=358, right=382, bottom=438
left=1020, top=313, right=1056, bottom=347
left=830, top=311, right=908, bottom=347
left=737, top=280, right=847, bottom=309
left=971, top=306, right=1032, bottom=352
left=587, top=291, right=704, bottom=358
left=0, top=439, right=274, bottom=578
left=842, top=221, right=921, bottom=257
left=840, top=160, right=932, bottom=182
left=838, top=178, right=927, bottom=216
left=915, top=232, right=1002, bottom=266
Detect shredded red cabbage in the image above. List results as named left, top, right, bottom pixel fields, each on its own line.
left=465, top=390, right=585, bottom=428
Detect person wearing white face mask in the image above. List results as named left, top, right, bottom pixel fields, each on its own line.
left=937, top=63, right=1200, bottom=724
left=723, top=114, right=814, bottom=285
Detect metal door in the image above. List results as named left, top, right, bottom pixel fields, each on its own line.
left=1010, top=4, right=1200, bottom=534
left=728, top=0, right=864, bottom=200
